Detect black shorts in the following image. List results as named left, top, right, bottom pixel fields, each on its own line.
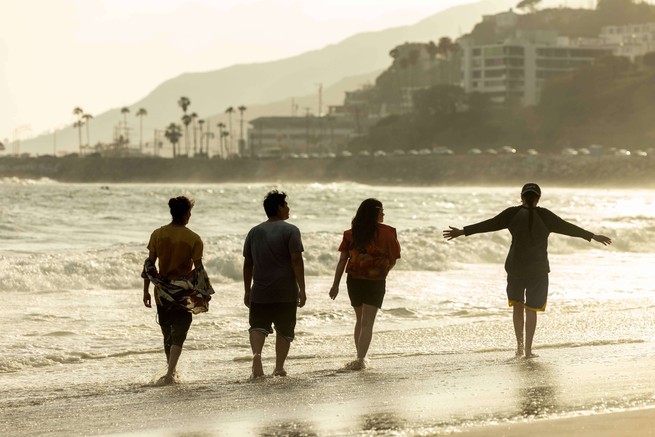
left=347, top=275, right=386, bottom=309
left=157, top=304, right=192, bottom=347
left=506, top=273, right=549, bottom=312
left=249, top=302, right=297, bottom=342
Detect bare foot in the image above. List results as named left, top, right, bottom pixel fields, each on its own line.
left=272, top=368, right=287, bottom=377
left=344, top=358, right=369, bottom=371
left=155, top=374, right=176, bottom=386
left=251, top=353, right=264, bottom=379
left=524, top=353, right=539, bottom=359
left=516, top=345, right=524, bottom=357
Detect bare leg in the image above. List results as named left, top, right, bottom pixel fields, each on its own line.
left=155, top=345, right=182, bottom=385
left=249, top=330, right=266, bottom=378
left=525, top=309, right=538, bottom=358
left=513, top=305, right=525, bottom=356
left=273, top=332, right=290, bottom=376
left=353, top=305, right=363, bottom=353
left=356, top=304, right=379, bottom=361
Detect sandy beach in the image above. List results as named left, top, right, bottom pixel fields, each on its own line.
left=2, top=336, right=654, bottom=436
left=2, top=182, right=654, bottom=436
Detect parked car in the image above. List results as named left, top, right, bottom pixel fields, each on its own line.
left=373, top=150, right=387, bottom=157
left=467, top=148, right=482, bottom=155
left=525, top=149, right=539, bottom=155
left=432, top=147, right=454, bottom=155
left=392, top=149, right=406, bottom=156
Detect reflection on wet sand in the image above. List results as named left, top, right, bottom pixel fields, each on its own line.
left=515, top=360, right=559, bottom=418
left=259, top=420, right=317, bottom=437
left=360, top=411, right=406, bottom=433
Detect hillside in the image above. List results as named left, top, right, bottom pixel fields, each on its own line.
left=19, top=0, right=518, bottom=155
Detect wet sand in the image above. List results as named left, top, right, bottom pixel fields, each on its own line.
left=2, top=338, right=654, bottom=436
left=458, top=407, right=655, bottom=436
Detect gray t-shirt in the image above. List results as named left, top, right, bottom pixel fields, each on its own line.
left=243, top=220, right=304, bottom=303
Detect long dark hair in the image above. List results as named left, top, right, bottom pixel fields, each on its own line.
left=351, top=198, right=382, bottom=249
left=522, top=191, right=540, bottom=237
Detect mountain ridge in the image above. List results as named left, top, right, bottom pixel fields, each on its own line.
left=20, top=0, right=522, bottom=155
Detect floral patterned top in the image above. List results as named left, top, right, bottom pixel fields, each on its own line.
left=338, top=223, right=401, bottom=280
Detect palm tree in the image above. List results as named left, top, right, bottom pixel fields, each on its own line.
left=238, top=105, right=247, bottom=156
left=225, top=106, right=235, bottom=155
left=136, top=108, right=148, bottom=153
left=221, top=131, right=230, bottom=158
left=73, top=107, right=84, bottom=154
left=177, top=96, right=190, bottom=114
left=177, top=97, right=191, bottom=155
left=190, top=112, right=198, bottom=155
left=164, top=123, right=183, bottom=158
left=216, top=122, right=226, bottom=158
left=181, top=114, right=192, bottom=156
left=197, top=119, right=205, bottom=155
left=120, top=107, right=130, bottom=145
left=82, top=113, right=93, bottom=149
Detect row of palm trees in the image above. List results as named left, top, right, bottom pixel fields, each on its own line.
left=164, top=97, right=247, bottom=158
left=72, top=106, right=148, bottom=155
left=72, top=99, right=247, bottom=158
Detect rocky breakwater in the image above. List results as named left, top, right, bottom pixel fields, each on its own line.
left=1, top=154, right=654, bottom=187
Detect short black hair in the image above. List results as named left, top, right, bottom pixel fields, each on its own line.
left=169, top=196, right=194, bottom=222
left=263, top=190, right=287, bottom=217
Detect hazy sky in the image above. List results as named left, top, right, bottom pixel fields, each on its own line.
left=0, top=0, right=596, bottom=141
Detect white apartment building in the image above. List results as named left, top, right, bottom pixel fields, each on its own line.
left=459, top=29, right=611, bottom=106
left=599, top=22, right=655, bottom=61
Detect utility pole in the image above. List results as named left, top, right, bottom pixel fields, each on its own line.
left=316, top=83, right=323, bottom=151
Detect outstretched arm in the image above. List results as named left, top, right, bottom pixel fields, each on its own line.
left=592, top=234, right=612, bottom=246
left=443, top=226, right=465, bottom=240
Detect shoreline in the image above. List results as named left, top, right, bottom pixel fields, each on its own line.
left=458, top=407, right=655, bottom=436
left=2, top=154, right=655, bottom=186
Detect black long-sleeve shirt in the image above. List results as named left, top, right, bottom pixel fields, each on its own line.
left=463, top=206, right=594, bottom=276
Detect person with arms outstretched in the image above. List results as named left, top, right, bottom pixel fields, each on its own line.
left=443, top=183, right=612, bottom=358
left=330, top=198, right=401, bottom=370
left=243, top=190, right=306, bottom=378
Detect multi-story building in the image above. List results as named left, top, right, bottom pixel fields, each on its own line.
left=459, top=29, right=611, bottom=106
left=247, top=116, right=358, bottom=157
left=599, top=22, right=655, bottom=61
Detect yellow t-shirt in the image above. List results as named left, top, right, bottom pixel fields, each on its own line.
left=147, top=224, right=203, bottom=280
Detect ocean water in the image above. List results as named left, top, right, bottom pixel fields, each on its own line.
left=1, top=179, right=654, bottom=435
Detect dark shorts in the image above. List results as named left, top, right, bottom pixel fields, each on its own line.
left=347, top=275, right=386, bottom=309
left=249, top=302, right=297, bottom=342
left=157, top=304, right=192, bottom=347
left=506, top=273, right=549, bottom=312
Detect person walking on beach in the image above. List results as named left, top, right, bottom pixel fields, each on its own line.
left=143, top=196, right=207, bottom=385
left=329, top=198, right=401, bottom=369
left=243, top=190, right=306, bottom=378
left=442, top=183, right=612, bottom=358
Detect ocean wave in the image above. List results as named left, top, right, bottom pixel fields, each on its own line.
left=0, top=176, right=57, bottom=185
left=0, top=223, right=651, bottom=293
